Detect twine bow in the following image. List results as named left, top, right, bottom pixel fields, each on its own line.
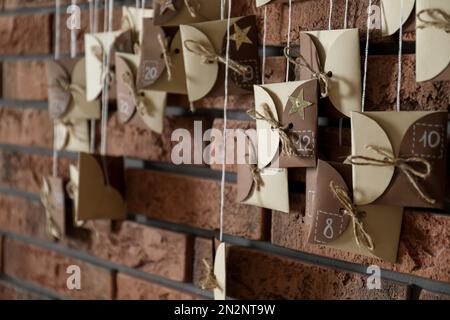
left=247, top=103, right=298, bottom=157
left=49, top=77, right=85, bottom=98
left=200, top=258, right=221, bottom=291
left=40, top=180, right=62, bottom=240
left=183, top=40, right=251, bottom=76
left=417, top=9, right=450, bottom=33
left=66, top=181, right=85, bottom=228
left=184, top=0, right=201, bottom=18
left=122, top=71, right=153, bottom=117
left=158, top=33, right=173, bottom=81
left=90, top=45, right=115, bottom=86
left=345, top=145, right=435, bottom=204
left=284, top=46, right=332, bottom=98
left=329, top=181, right=374, bottom=251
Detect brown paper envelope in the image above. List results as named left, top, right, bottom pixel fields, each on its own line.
left=213, top=242, right=226, bottom=300
left=47, top=59, right=100, bottom=120
left=180, top=16, right=260, bottom=103
left=85, top=30, right=133, bottom=101
left=42, top=176, right=66, bottom=237
left=351, top=111, right=448, bottom=208
left=416, top=0, right=450, bottom=82
left=136, top=20, right=187, bottom=94
left=381, top=0, right=416, bottom=36
left=253, top=79, right=318, bottom=169
left=77, top=153, right=127, bottom=221
left=54, top=119, right=90, bottom=153
left=115, top=52, right=167, bottom=134
left=297, top=29, right=361, bottom=118
left=154, top=0, right=221, bottom=26
left=237, top=166, right=290, bottom=213
left=306, top=160, right=403, bottom=262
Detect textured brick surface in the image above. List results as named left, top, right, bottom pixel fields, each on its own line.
left=0, top=280, right=46, bottom=300
left=192, top=237, right=213, bottom=288
left=2, top=61, right=48, bottom=100
left=116, top=273, right=200, bottom=300
left=1, top=0, right=87, bottom=9
left=126, top=168, right=268, bottom=240
left=419, top=290, right=450, bottom=300
left=3, top=238, right=114, bottom=299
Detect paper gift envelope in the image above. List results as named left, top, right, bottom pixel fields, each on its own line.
left=115, top=52, right=168, bottom=134
left=351, top=111, right=448, bottom=208
left=54, top=119, right=90, bottom=153
left=135, top=19, right=187, bottom=94
left=305, top=160, right=403, bottom=262
left=70, top=153, right=127, bottom=221
left=237, top=165, right=290, bottom=213
left=122, top=6, right=154, bottom=43
left=416, top=0, right=450, bottom=82
left=47, top=58, right=100, bottom=120
left=180, top=16, right=261, bottom=104
left=256, top=0, right=303, bottom=7
left=253, top=79, right=318, bottom=168
left=68, top=165, right=81, bottom=225
left=297, top=29, right=361, bottom=118
left=85, top=30, right=133, bottom=101
left=381, top=0, right=416, bottom=36
left=153, top=0, right=221, bottom=26
left=41, top=176, right=66, bottom=239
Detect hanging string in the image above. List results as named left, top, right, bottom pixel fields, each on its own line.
left=361, top=0, right=372, bottom=112
left=70, top=0, right=77, bottom=58
left=89, top=0, right=96, bottom=153
left=328, top=0, right=333, bottom=30
left=396, top=0, right=404, bottom=112
left=285, top=0, right=292, bottom=82
left=221, top=0, right=225, bottom=20
left=52, top=0, right=62, bottom=177
left=219, top=0, right=232, bottom=243
left=94, top=0, right=99, bottom=32
left=262, top=6, right=267, bottom=84
left=344, top=0, right=349, bottom=29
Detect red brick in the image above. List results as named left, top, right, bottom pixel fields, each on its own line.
left=126, top=169, right=268, bottom=240
left=0, top=280, right=45, bottom=300
left=0, top=14, right=51, bottom=55
left=3, top=238, right=114, bottom=299
left=2, top=61, right=48, bottom=100
left=192, top=237, right=214, bottom=289
left=1, top=0, right=87, bottom=9
left=116, top=273, right=200, bottom=300
left=419, top=290, right=450, bottom=300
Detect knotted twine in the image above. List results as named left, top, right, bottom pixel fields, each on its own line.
left=41, top=179, right=62, bottom=240
left=91, top=44, right=115, bottom=87
left=200, top=259, right=222, bottom=291
left=158, top=33, right=173, bottom=81
left=283, top=46, right=332, bottom=98
left=329, top=181, right=374, bottom=251
left=247, top=103, right=298, bottom=157
left=122, top=71, right=153, bottom=117
left=417, top=8, right=450, bottom=33
left=345, top=145, right=435, bottom=204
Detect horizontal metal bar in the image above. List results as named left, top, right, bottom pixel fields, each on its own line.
left=0, top=273, right=65, bottom=300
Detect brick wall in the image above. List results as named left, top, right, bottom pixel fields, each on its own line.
left=0, top=0, right=449, bottom=300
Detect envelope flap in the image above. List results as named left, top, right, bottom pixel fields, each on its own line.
left=47, top=60, right=74, bottom=118
left=236, top=164, right=254, bottom=202
left=213, top=242, right=226, bottom=300
left=180, top=24, right=219, bottom=102
left=298, top=33, right=321, bottom=81
left=256, top=0, right=274, bottom=7
left=115, top=53, right=138, bottom=124
left=351, top=112, right=395, bottom=205
left=154, top=0, right=184, bottom=25
left=381, top=0, right=416, bottom=36
left=85, top=34, right=105, bottom=101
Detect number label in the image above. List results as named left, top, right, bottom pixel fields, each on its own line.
left=418, top=130, right=441, bottom=149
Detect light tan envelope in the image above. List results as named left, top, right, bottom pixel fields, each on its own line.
left=68, top=165, right=81, bottom=224
left=254, top=80, right=318, bottom=169
left=416, top=0, right=450, bottom=82
left=256, top=0, right=303, bottom=7
left=115, top=52, right=167, bottom=134
left=237, top=166, right=290, bottom=213
left=213, top=242, right=226, bottom=300
left=54, top=119, right=90, bottom=153
left=153, top=0, right=221, bottom=26
left=351, top=111, right=448, bottom=208
left=298, top=28, right=361, bottom=117
left=180, top=16, right=260, bottom=104
left=381, top=0, right=416, bottom=36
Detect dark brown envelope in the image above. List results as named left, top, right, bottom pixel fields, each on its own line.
left=47, top=59, right=78, bottom=119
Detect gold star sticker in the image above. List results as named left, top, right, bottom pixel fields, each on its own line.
left=159, top=0, right=176, bottom=15
left=289, top=89, right=313, bottom=119
left=230, top=24, right=253, bottom=51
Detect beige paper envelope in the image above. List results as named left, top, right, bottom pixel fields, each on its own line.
left=122, top=6, right=154, bottom=42
left=116, top=52, right=167, bottom=134
left=153, top=0, right=221, bottom=26
left=300, top=28, right=361, bottom=117
left=237, top=166, right=290, bottom=213
left=214, top=242, right=226, bottom=301
left=381, top=0, right=416, bottom=36
left=55, top=120, right=90, bottom=153
left=351, top=111, right=448, bottom=208
left=254, top=80, right=318, bottom=168
left=68, top=164, right=80, bottom=222
left=416, top=0, right=450, bottom=82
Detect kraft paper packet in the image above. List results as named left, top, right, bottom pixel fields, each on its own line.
left=68, top=153, right=127, bottom=221
left=305, top=160, right=403, bottom=262
left=416, top=0, right=450, bottom=82
left=214, top=242, right=226, bottom=300
left=153, top=0, right=221, bottom=26
left=297, top=28, right=361, bottom=118
left=253, top=79, right=318, bottom=168
left=381, top=0, right=416, bottom=36
left=115, top=52, right=168, bottom=134
left=350, top=111, right=448, bottom=208
left=54, top=119, right=90, bottom=153
left=180, top=16, right=261, bottom=104
left=41, top=176, right=66, bottom=239
left=47, top=58, right=100, bottom=120
left=136, top=20, right=187, bottom=94
left=85, top=30, right=133, bottom=101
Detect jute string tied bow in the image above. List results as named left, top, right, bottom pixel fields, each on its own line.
left=50, top=77, right=85, bottom=98
left=329, top=181, right=374, bottom=251
left=284, top=46, right=332, bottom=98
left=345, top=145, right=435, bottom=204
left=40, top=179, right=62, bottom=240
left=122, top=71, right=153, bottom=117
left=417, top=8, right=450, bottom=33
left=158, top=33, right=173, bottom=81
left=247, top=103, right=298, bottom=157
left=200, top=258, right=222, bottom=291
left=91, top=45, right=115, bottom=86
